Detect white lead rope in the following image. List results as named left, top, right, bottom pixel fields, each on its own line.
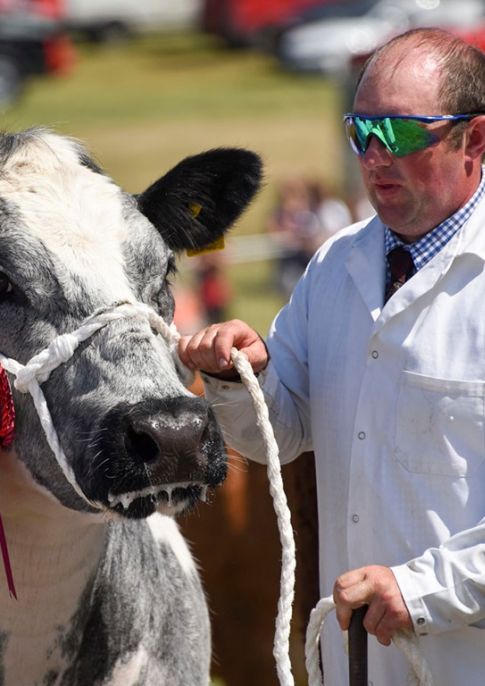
left=231, top=348, right=296, bottom=686
left=229, top=347, right=434, bottom=686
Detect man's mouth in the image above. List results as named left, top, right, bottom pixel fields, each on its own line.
left=373, top=179, right=402, bottom=194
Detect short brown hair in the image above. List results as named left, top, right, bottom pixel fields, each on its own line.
left=357, top=28, right=485, bottom=113
left=355, top=28, right=485, bottom=149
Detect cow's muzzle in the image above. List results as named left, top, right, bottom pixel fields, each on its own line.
left=87, top=396, right=227, bottom=518
left=0, top=301, right=199, bottom=510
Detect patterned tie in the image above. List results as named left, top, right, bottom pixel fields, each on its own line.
left=385, top=246, right=415, bottom=302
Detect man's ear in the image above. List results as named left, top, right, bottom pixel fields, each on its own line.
left=137, top=148, right=263, bottom=251
left=465, top=114, right=485, bottom=161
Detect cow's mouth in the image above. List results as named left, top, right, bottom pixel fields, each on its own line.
left=108, top=481, right=208, bottom=519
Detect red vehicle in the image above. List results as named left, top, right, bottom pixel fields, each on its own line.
left=0, top=0, right=63, bottom=17
left=201, top=0, right=338, bottom=47
left=0, top=0, right=74, bottom=105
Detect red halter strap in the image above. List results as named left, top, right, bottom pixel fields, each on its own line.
left=0, top=366, right=15, bottom=447
left=0, top=365, right=17, bottom=599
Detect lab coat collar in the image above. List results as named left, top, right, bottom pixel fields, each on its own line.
left=345, top=191, right=485, bottom=328
left=344, top=215, right=384, bottom=322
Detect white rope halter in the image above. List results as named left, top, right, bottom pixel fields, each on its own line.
left=0, top=299, right=433, bottom=684
left=0, top=301, right=187, bottom=509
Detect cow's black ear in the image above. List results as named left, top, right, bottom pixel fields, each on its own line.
left=137, top=148, right=263, bottom=251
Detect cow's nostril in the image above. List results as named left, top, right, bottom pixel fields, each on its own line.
left=124, top=426, right=160, bottom=465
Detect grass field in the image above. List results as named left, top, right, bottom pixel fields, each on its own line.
left=4, top=30, right=350, bottom=331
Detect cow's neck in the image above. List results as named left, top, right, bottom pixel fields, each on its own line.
left=0, top=447, right=106, bottom=635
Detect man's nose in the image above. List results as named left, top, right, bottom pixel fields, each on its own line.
left=360, top=135, right=393, bottom=168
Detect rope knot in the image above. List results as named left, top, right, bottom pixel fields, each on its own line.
left=14, top=364, right=38, bottom=394
left=49, top=333, right=77, bottom=365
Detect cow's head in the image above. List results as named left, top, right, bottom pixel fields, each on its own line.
left=0, top=129, right=262, bottom=518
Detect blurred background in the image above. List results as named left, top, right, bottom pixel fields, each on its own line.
left=2, top=1, right=484, bottom=684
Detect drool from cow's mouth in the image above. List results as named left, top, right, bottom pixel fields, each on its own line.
left=108, top=480, right=208, bottom=516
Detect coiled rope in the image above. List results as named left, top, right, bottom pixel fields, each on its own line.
left=0, top=301, right=433, bottom=684
left=305, top=596, right=433, bottom=686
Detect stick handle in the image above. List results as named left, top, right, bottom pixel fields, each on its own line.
left=348, top=605, right=368, bottom=686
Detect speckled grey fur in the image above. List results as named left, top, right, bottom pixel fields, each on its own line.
left=0, top=129, right=262, bottom=685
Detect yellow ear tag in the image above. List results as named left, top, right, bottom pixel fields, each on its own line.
left=186, top=202, right=225, bottom=256
left=189, top=202, right=203, bottom=219
left=186, top=236, right=225, bottom=257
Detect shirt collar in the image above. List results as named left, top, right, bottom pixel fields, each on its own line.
left=384, top=169, right=485, bottom=270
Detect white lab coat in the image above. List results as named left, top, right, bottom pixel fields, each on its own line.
left=202, top=191, right=485, bottom=685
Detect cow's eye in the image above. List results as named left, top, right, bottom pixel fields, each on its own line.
left=0, top=272, right=13, bottom=298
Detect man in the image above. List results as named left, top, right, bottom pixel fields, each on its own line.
left=179, top=28, right=485, bottom=684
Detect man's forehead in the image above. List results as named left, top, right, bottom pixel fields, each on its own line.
left=354, top=46, right=442, bottom=113
left=376, top=43, right=440, bottom=78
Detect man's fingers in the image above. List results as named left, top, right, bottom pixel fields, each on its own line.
left=334, top=570, right=369, bottom=631
left=362, top=601, right=386, bottom=637
left=374, top=614, right=393, bottom=647
left=335, top=604, right=355, bottom=632
left=212, top=327, right=240, bottom=369
left=334, top=576, right=371, bottom=608
left=373, top=600, right=411, bottom=646
left=334, top=568, right=367, bottom=592
left=179, top=327, right=221, bottom=372
left=334, top=580, right=371, bottom=630
left=177, top=320, right=269, bottom=376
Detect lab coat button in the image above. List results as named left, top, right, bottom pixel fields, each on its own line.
left=371, top=350, right=379, bottom=359
left=352, top=514, right=360, bottom=523
left=417, top=617, right=426, bottom=626
left=358, top=431, right=366, bottom=440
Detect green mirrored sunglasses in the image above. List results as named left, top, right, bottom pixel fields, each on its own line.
left=343, top=113, right=477, bottom=158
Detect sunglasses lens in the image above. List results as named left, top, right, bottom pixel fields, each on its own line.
left=389, top=118, right=437, bottom=156
left=344, top=117, right=367, bottom=155
left=344, top=116, right=439, bottom=157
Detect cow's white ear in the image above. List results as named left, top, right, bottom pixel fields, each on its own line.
left=137, top=148, right=263, bottom=251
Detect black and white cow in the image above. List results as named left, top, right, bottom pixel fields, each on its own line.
left=0, top=128, right=262, bottom=686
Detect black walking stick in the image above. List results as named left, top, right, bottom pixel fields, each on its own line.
left=348, top=606, right=368, bottom=686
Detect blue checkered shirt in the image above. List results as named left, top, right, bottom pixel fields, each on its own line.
left=384, top=172, right=485, bottom=289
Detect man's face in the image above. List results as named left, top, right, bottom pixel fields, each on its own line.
left=353, top=47, right=477, bottom=241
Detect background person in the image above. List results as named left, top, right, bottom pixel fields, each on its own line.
left=194, top=253, right=233, bottom=325
left=266, top=177, right=319, bottom=298
left=266, top=177, right=353, bottom=299
left=179, top=28, right=485, bottom=685
left=308, top=179, right=353, bottom=243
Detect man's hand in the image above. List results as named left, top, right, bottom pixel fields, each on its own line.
left=333, top=565, right=413, bottom=646
left=178, top=319, right=268, bottom=380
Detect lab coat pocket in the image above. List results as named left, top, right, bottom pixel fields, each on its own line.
left=395, top=371, right=485, bottom=476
